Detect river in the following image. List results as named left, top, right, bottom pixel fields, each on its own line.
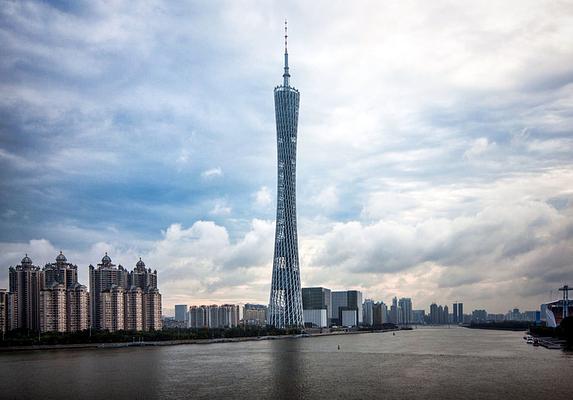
left=1, top=327, right=571, bottom=399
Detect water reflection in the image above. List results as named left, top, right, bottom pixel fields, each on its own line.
left=269, top=339, right=304, bottom=399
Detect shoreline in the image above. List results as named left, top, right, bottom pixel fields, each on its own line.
left=0, top=329, right=395, bottom=353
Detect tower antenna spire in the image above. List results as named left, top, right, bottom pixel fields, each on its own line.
left=283, top=18, right=290, bottom=86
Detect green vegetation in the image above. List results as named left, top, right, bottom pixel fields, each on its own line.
left=0, top=326, right=303, bottom=347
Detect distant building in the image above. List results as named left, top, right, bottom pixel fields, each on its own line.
left=0, top=289, right=8, bottom=333
left=175, top=304, right=188, bottom=323
left=332, top=290, right=363, bottom=327
left=471, top=309, right=487, bottom=322
left=188, top=304, right=239, bottom=329
left=398, top=298, right=413, bottom=325
left=457, top=303, right=464, bottom=323
left=302, top=287, right=332, bottom=324
left=243, top=304, right=267, bottom=326
left=370, top=301, right=389, bottom=326
left=390, top=297, right=401, bottom=324
left=303, top=309, right=328, bottom=328
left=429, top=303, right=450, bottom=324
left=9, top=254, right=43, bottom=332
left=412, top=309, right=425, bottom=324
left=363, top=299, right=375, bottom=326
left=487, top=313, right=504, bottom=322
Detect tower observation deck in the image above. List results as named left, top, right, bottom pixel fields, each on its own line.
left=268, top=20, right=304, bottom=329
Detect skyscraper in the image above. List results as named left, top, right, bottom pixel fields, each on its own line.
left=269, top=21, right=303, bottom=329
left=9, top=255, right=43, bottom=331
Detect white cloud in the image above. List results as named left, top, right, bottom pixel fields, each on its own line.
left=464, top=137, right=496, bottom=160
left=254, top=186, right=272, bottom=208
left=201, top=167, right=223, bottom=179
left=210, top=200, right=231, bottom=216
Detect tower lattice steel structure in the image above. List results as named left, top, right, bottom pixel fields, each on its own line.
left=268, top=21, right=304, bottom=329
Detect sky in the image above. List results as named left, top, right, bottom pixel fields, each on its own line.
left=1, top=0, right=572, bottom=315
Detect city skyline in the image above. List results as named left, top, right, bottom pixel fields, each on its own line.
left=1, top=1, right=573, bottom=314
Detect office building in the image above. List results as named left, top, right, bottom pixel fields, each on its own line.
left=175, top=304, right=188, bottom=323
left=268, top=22, right=304, bottom=329
left=332, top=290, right=363, bottom=327
left=9, top=255, right=43, bottom=331
left=302, top=287, right=332, bottom=324
left=243, top=304, right=267, bottom=326
left=303, top=309, right=328, bottom=328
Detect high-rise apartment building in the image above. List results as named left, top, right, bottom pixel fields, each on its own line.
left=89, top=253, right=128, bottom=330
left=398, top=298, right=413, bottom=325
left=453, top=302, right=464, bottom=323
left=188, top=304, right=239, bottom=329
left=363, top=299, right=375, bottom=326
left=0, top=288, right=9, bottom=333
left=243, top=304, right=267, bottom=326
left=143, top=287, right=162, bottom=331
left=43, top=251, right=78, bottom=289
left=373, top=302, right=389, bottom=326
left=90, top=254, right=161, bottom=332
left=9, top=255, right=43, bottom=331
left=66, top=282, right=89, bottom=332
left=40, top=252, right=90, bottom=333
left=125, top=286, right=144, bottom=331
left=269, top=22, right=304, bottom=329
left=100, top=285, right=125, bottom=332
left=40, top=283, right=67, bottom=333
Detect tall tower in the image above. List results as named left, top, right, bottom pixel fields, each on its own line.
left=269, top=20, right=304, bottom=329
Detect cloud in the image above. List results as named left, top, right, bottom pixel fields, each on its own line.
left=209, top=200, right=231, bottom=216
left=464, top=137, right=496, bottom=160
left=1, top=1, right=573, bottom=313
left=201, top=167, right=223, bottom=179
left=254, top=186, right=272, bottom=208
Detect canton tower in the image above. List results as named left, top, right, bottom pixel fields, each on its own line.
left=268, top=21, right=304, bottom=329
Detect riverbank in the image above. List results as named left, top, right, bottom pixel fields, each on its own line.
left=0, top=329, right=395, bottom=352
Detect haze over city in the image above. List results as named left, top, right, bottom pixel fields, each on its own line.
left=1, top=0, right=572, bottom=314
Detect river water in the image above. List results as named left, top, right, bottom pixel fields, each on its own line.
left=1, top=327, right=572, bottom=399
